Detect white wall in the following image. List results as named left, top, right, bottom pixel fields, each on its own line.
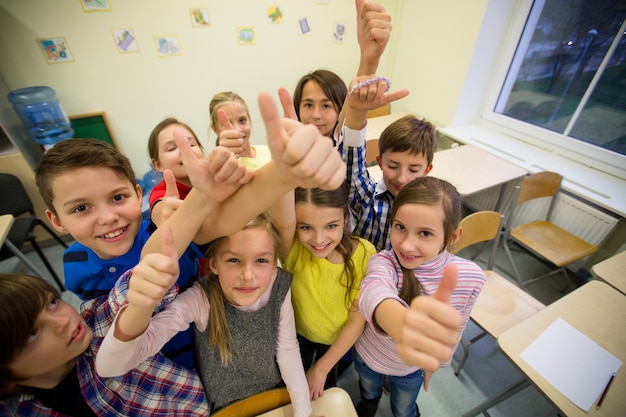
left=0, top=0, right=397, bottom=174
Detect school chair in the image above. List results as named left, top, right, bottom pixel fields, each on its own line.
left=0, top=173, right=68, bottom=291
left=453, top=211, right=544, bottom=376
left=366, top=103, right=390, bottom=119
left=501, top=171, right=598, bottom=291
left=210, top=387, right=291, bottom=417
left=365, top=138, right=378, bottom=167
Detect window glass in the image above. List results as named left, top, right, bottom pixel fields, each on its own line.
left=494, top=0, right=626, bottom=157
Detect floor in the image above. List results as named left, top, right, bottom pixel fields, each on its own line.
left=0, top=237, right=583, bottom=417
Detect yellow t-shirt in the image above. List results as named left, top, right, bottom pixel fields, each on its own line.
left=284, top=237, right=376, bottom=345
left=240, top=145, right=271, bottom=171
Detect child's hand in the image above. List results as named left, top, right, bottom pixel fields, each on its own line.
left=356, top=0, right=392, bottom=69
left=128, top=225, right=179, bottom=309
left=174, top=128, right=253, bottom=202
left=258, top=91, right=345, bottom=191
left=397, top=264, right=462, bottom=372
left=157, top=169, right=183, bottom=222
left=278, top=87, right=298, bottom=120
left=305, top=362, right=327, bottom=400
left=347, top=75, right=409, bottom=111
left=216, top=109, right=246, bottom=157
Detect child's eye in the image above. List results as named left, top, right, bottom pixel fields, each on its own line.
left=298, top=225, right=311, bottom=231
left=256, top=258, right=271, bottom=264
left=226, top=258, right=240, bottom=263
left=112, top=194, right=127, bottom=203
left=238, top=117, right=248, bottom=125
left=326, top=223, right=338, bottom=230
left=71, top=204, right=87, bottom=213
left=394, top=223, right=405, bottom=231
left=303, top=103, right=313, bottom=109
left=323, top=104, right=333, bottom=110
left=420, top=231, right=433, bottom=238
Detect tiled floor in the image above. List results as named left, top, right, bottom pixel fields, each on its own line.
left=1, top=238, right=580, bottom=416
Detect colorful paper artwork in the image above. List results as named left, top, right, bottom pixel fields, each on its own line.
left=154, top=35, right=182, bottom=57
left=298, top=17, right=311, bottom=36
left=266, top=5, right=284, bottom=23
left=333, top=22, right=345, bottom=43
left=112, top=29, right=139, bottom=53
left=236, top=26, right=256, bottom=46
left=37, top=37, right=74, bottom=64
left=79, top=0, right=111, bottom=12
left=190, top=8, right=210, bottom=28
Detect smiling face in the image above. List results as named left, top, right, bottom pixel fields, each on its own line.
left=46, top=166, right=143, bottom=260
left=208, top=226, right=277, bottom=307
left=8, top=293, right=92, bottom=389
left=153, top=124, right=203, bottom=185
left=298, top=80, right=339, bottom=138
left=295, top=202, right=345, bottom=263
left=378, top=151, right=432, bottom=197
left=390, top=202, right=457, bottom=269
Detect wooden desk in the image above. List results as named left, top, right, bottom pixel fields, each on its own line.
left=365, top=112, right=409, bottom=142
left=465, top=281, right=625, bottom=417
left=0, top=214, right=13, bottom=245
left=368, top=145, right=527, bottom=209
left=256, top=387, right=357, bottom=417
left=591, top=250, right=626, bottom=295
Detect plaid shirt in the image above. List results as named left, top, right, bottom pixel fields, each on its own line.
left=342, top=125, right=395, bottom=252
left=0, top=273, right=209, bottom=417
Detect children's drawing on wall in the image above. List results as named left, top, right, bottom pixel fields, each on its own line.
left=333, top=22, right=345, bottom=43
left=112, top=29, right=139, bottom=53
left=154, top=35, right=182, bottom=57
left=236, top=26, right=256, bottom=46
left=37, top=37, right=74, bottom=64
left=79, top=0, right=111, bottom=12
left=266, top=5, right=284, bottom=24
left=298, top=17, right=311, bottom=36
left=190, top=8, right=210, bottom=28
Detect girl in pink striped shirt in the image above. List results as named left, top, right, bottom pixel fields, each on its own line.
left=354, top=176, right=485, bottom=417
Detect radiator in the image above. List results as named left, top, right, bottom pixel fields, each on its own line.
left=464, top=185, right=621, bottom=248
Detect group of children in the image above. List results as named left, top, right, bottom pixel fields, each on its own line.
left=0, top=1, right=485, bottom=417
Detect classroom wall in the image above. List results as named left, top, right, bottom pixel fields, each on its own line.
left=0, top=0, right=396, bottom=174
left=0, top=0, right=487, bottom=175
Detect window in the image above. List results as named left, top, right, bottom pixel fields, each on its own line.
left=482, top=0, right=626, bottom=179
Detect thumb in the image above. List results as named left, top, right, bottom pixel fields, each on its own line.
left=160, top=225, right=179, bottom=264
left=355, top=0, right=365, bottom=19
left=258, top=91, right=286, bottom=160
left=278, top=87, right=297, bottom=120
left=217, top=108, right=235, bottom=132
left=173, top=128, right=198, bottom=168
left=433, top=263, right=457, bottom=304
left=163, top=169, right=179, bottom=199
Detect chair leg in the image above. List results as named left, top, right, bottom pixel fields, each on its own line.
left=38, top=220, right=69, bottom=248
left=29, top=239, right=66, bottom=292
left=3, top=239, right=50, bottom=282
left=455, top=331, right=488, bottom=376
left=502, top=239, right=525, bottom=289
left=523, top=267, right=569, bottom=293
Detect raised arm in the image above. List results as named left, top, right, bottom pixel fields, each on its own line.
left=196, top=92, right=346, bottom=243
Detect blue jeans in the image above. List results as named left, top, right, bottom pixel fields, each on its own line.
left=353, top=350, right=424, bottom=417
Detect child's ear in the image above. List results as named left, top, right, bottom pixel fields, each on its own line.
left=46, top=209, right=67, bottom=233
left=424, top=163, right=433, bottom=175
left=152, top=160, right=164, bottom=172
left=451, top=226, right=463, bottom=246
left=376, top=154, right=382, bottom=168
left=208, top=257, right=219, bottom=275
left=135, top=184, right=143, bottom=200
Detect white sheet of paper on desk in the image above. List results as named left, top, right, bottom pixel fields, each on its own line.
left=520, top=317, right=622, bottom=411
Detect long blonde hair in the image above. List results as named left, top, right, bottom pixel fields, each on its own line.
left=204, top=212, right=280, bottom=365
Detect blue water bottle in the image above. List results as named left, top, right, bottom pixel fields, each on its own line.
left=7, top=86, right=74, bottom=147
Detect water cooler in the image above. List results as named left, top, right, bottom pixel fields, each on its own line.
left=7, top=86, right=74, bottom=149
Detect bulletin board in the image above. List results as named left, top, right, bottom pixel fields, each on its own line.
left=69, top=112, right=118, bottom=149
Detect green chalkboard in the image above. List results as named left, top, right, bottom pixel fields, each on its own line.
left=69, top=112, right=117, bottom=149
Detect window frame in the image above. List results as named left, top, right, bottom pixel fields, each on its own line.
left=478, top=0, right=626, bottom=180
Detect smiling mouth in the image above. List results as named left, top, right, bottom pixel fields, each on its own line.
left=99, top=226, right=127, bottom=239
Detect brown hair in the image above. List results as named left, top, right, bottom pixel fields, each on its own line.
left=379, top=115, right=437, bottom=165
left=294, top=183, right=362, bottom=309
left=209, top=91, right=251, bottom=146
left=204, top=212, right=280, bottom=366
left=35, top=138, right=137, bottom=216
left=391, top=176, right=461, bottom=304
left=147, top=117, right=203, bottom=165
left=292, top=69, right=347, bottom=122
left=0, top=274, right=61, bottom=396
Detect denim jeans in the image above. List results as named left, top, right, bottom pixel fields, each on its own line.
left=353, top=350, right=424, bottom=417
